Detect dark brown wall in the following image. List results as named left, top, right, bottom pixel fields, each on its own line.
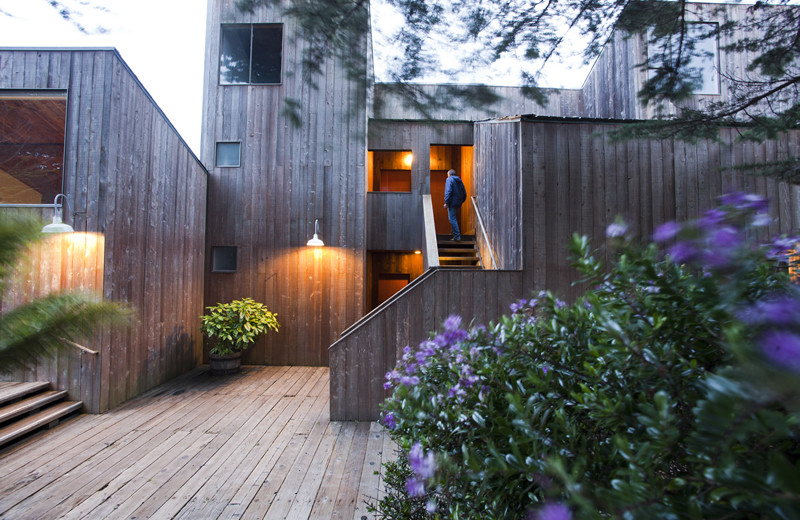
left=516, top=120, right=800, bottom=301
left=202, top=1, right=369, bottom=366
left=0, top=49, right=208, bottom=412
left=330, top=268, right=525, bottom=421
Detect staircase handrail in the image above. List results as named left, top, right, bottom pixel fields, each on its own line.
left=471, top=196, right=498, bottom=270
left=422, top=194, right=440, bottom=269
left=335, top=267, right=441, bottom=339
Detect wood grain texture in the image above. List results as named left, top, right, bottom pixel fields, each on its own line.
left=0, top=367, right=395, bottom=520
left=0, top=49, right=207, bottom=413
left=202, top=1, right=368, bottom=367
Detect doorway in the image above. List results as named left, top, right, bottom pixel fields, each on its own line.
left=430, top=145, right=473, bottom=236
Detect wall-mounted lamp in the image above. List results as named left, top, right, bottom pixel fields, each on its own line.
left=42, top=194, right=74, bottom=233
left=306, top=219, right=324, bottom=247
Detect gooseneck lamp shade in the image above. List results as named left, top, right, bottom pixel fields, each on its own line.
left=307, top=219, right=324, bottom=247
left=42, top=194, right=74, bottom=233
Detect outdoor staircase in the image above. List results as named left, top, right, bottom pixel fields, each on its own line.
left=437, top=234, right=482, bottom=268
left=0, top=382, right=83, bottom=449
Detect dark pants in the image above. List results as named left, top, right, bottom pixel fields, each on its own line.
left=447, top=205, right=461, bottom=240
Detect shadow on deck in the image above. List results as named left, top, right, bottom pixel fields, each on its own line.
left=0, top=366, right=396, bottom=520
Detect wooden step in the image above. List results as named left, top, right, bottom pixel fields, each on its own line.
left=0, top=390, right=69, bottom=424
left=0, top=382, right=52, bottom=407
left=0, top=400, right=83, bottom=447
left=439, top=256, right=479, bottom=263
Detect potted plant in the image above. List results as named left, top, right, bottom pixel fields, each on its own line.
left=200, top=297, right=279, bottom=375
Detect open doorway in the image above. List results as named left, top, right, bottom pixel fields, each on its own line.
left=366, top=251, right=424, bottom=311
left=430, top=145, right=473, bottom=236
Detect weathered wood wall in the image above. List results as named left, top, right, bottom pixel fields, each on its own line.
left=373, top=84, right=584, bottom=121
left=0, top=49, right=208, bottom=412
left=202, top=0, right=369, bottom=366
left=580, top=3, right=793, bottom=120
left=367, top=121, right=474, bottom=251
left=514, top=119, right=800, bottom=301
left=329, top=268, right=525, bottom=421
left=0, top=214, right=105, bottom=411
left=473, top=121, right=523, bottom=269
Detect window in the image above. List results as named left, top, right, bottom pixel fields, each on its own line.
left=0, top=91, right=66, bottom=204
left=215, top=142, right=241, bottom=167
left=368, top=150, right=413, bottom=192
left=219, top=24, right=283, bottom=85
left=648, top=22, right=719, bottom=95
left=211, top=246, right=237, bottom=272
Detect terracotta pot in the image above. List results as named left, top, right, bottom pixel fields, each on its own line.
left=209, top=351, right=242, bottom=375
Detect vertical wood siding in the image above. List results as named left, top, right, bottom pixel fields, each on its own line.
left=473, top=121, right=523, bottom=269
left=202, top=1, right=369, bottom=366
left=366, top=121, right=474, bottom=251
left=329, top=269, right=525, bottom=421
left=0, top=49, right=208, bottom=412
left=514, top=119, right=800, bottom=301
left=373, top=84, right=584, bottom=121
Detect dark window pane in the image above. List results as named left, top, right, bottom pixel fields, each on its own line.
left=212, top=246, right=237, bottom=272
left=220, top=25, right=252, bottom=85
left=0, top=92, right=66, bottom=204
left=251, top=25, right=282, bottom=84
left=215, top=142, right=241, bottom=167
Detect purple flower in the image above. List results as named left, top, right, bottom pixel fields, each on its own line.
left=399, top=375, right=420, bottom=386
left=542, top=365, right=549, bottom=375
left=700, top=208, right=727, bottom=229
left=382, top=412, right=396, bottom=429
left=740, top=294, right=800, bottom=327
left=758, top=330, right=800, bottom=371
left=720, top=192, right=769, bottom=213
left=708, top=226, right=741, bottom=250
left=406, top=477, right=425, bottom=497
left=409, top=442, right=437, bottom=479
left=530, top=502, right=572, bottom=520
left=654, top=221, right=681, bottom=242
left=444, top=314, right=462, bottom=331
left=606, top=221, right=628, bottom=238
left=668, top=240, right=698, bottom=263
left=510, top=299, right=528, bottom=313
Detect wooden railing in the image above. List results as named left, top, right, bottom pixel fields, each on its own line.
left=421, top=194, right=439, bottom=269
left=471, top=196, right=499, bottom=269
left=329, top=268, right=525, bottom=421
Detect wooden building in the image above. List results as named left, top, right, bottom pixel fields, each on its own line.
left=0, top=49, right=208, bottom=413
left=1, top=2, right=797, bottom=421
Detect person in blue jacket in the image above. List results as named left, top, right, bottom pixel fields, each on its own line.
left=443, top=169, right=466, bottom=241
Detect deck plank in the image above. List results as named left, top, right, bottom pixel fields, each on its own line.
left=0, top=367, right=390, bottom=520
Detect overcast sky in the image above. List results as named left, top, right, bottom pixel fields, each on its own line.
left=0, top=0, right=591, bottom=157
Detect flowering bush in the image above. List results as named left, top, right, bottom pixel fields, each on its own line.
left=374, top=193, right=800, bottom=519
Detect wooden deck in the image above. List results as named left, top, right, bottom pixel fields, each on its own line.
left=0, top=366, right=397, bottom=519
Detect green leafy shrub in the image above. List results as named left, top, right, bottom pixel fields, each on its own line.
left=376, top=193, right=800, bottom=519
left=200, top=297, right=279, bottom=356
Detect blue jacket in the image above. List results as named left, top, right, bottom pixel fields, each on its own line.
left=444, top=175, right=465, bottom=207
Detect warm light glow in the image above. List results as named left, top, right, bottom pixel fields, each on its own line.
left=414, top=250, right=421, bottom=255
left=404, top=153, right=413, bottom=167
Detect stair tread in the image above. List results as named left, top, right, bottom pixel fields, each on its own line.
left=439, top=256, right=480, bottom=261
left=0, top=400, right=82, bottom=446
left=0, top=382, right=51, bottom=407
left=0, top=390, right=68, bottom=423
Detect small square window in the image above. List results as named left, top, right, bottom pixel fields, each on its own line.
left=215, top=142, right=241, bottom=167
left=212, top=246, right=237, bottom=272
